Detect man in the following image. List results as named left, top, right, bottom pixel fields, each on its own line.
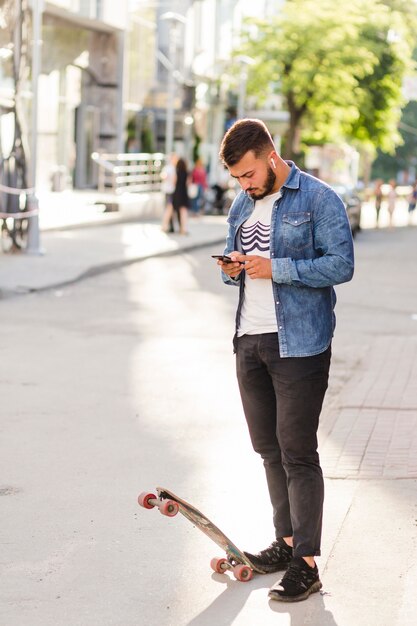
left=216, top=119, right=354, bottom=602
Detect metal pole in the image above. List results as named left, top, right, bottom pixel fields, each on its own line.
left=160, top=12, right=186, bottom=156
left=25, top=0, right=44, bottom=255
left=115, top=30, right=126, bottom=154
left=237, top=70, right=247, bottom=120
left=165, top=22, right=176, bottom=156
left=236, top=55, right=255, bottom=122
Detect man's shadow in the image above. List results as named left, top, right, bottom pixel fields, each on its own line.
left=269, top=591, right=339, bottom=626
left=186, top=573, right=339, bottom=626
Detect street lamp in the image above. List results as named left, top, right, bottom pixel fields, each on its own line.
left=160, top=12, right=186, bottom=156
left=25, top=0, right=44, bottom=255
left=236, top=55, right=255, bottom=120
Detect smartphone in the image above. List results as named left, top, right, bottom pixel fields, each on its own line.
left=211, top=254, right=234, bottom=263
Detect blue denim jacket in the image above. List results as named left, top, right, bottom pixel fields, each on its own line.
left=223, top=162, right=354, bottom=357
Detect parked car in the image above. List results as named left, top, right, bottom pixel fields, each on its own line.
left=331, top=184, right=362, bottom=237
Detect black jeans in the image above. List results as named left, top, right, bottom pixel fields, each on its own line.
left=236, top=333, right=331, bottom=558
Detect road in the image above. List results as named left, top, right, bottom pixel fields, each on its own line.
left=1, top=226, right=417, bottom=626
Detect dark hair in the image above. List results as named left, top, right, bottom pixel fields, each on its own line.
left=219, top=119, right=274, bottom=166
left=176, top=158, right=188, bottom=175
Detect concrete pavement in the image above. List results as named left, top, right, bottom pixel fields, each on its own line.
left=319, top=225, right=417, bottom=481
left=0, top=189, right=227, bottom=295
left=1, top=189, right=417, bottom=625
left=0, top=187, right=416, bottom=295
left=316, top=223, right=417, bottom=626
left=1, top=189, right=417, bottom=479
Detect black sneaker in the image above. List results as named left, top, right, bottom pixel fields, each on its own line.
left=269, top=557, right=322, bottom=602
left=244, top=538, right=293, bottom=573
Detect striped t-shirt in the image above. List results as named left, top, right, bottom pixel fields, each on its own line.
left=238, top=190, right=282, bottom=337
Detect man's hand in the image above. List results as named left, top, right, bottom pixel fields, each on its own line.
left=239, top=254, right=272, bottom=279
left=237, top=254, right=272, bottom=279
left=217, top=251, right=244, bottom=278
left=217, top=253, right=272, bottom=280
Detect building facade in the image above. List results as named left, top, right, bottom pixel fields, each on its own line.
left=40, top=0, right=128, bottom=189
left=0, top=0, right=128, bottom=190
left=125, top=0, right=286, bottom=183
left=0, top=0, right=286, bottom=192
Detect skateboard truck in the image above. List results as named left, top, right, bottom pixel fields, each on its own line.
left=138, top=492, right=179, bottom=517
left=210, top=557, right=253, bottom=581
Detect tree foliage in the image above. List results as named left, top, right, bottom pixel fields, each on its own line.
left=236, top=0, right=417, bottom=160
left=372, top=100, right=417, bottom=179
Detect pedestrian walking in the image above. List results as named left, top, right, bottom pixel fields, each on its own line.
left=190, top=159, right=208, bottom=215
left=211, top=164, right=233, bottom=214
left=172, top=158, right=190, bottom=235
left=374, top=178, right=383, bottom=227
left=407, top=180, right=417, bottom=225
left=215, top=119, right=354, bottom=602
left=161, top=153, right=177, bottom=233
left=387, top=179, right=397, bottom=227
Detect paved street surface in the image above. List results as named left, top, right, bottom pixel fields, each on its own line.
left=0, top=193, right=417, bottom=625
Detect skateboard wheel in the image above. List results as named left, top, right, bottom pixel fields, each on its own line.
left=138, top=492, right=157, bottom=509
left=233, top=564, right=253, bottom=582
left=210, top=557, right=229, bottom=574
left=159, top=499, right=179, bottom=517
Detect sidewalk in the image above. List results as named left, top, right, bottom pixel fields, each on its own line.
left=0, top=189, right=227, bottom=296
left=1, top=190, right=417, bottom=625
left=1, top=189, right=417, bottom=484
left=1, top=189, right=415, bottom=297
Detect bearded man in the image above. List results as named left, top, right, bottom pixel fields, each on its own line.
left=216, top=119, right=354, bottom=602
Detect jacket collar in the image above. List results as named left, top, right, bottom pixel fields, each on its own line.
left=282, top=161, right=300, bottom=190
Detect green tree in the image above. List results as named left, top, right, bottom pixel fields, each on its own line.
left=237, top=0, right=417, bottom=160
left=372, top=100, right=417, bottom=180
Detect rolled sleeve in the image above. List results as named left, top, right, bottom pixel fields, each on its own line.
left=272, top=188, right=354, bottom=288
left=271, top=257, right=292, bottom=284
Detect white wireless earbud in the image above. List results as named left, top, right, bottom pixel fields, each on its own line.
left=270, top=159, right=276, bottom=169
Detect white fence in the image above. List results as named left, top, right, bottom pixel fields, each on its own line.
left=91, top=152, right=165, bottom=194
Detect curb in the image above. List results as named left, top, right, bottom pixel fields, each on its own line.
left=0, top=236, right=226, bottom=299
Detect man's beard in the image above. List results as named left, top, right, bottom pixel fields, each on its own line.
left=247, top=166, right=277, bottom=200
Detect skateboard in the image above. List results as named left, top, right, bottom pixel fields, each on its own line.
left=138, top=486, right=268, bottom=582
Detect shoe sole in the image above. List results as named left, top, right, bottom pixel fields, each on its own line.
left=243, top=552, right=291, bottom=574
left=243, top=560, right=289, bottom=574
left=268, top=580, right=322, bottom=602
left=259, top=564, right=289, bottom=574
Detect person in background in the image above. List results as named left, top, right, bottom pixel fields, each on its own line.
left=387, top=179, right=397, bottom=228
left=211, top=164, right=232, bottom=214
left=407, top=180, right=417, bottom=225
left=172, top=158, right=190, bottom=235
left=161, top=153, right=178, bottom=233
left=190, top=159, right=208, bottom=215
left=374, top=179, right=383, bottom=227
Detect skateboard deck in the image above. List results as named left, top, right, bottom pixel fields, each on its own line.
left=138, top=486, right=268, bottom=581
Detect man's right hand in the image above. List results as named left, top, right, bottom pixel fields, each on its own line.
left=217, top=251, right=244, bottom=278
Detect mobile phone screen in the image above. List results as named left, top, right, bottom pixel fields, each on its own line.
left=211, top=255, right=233, bottom=263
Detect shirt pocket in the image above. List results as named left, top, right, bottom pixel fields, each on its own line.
left=282, top=211, right=312, bottom=251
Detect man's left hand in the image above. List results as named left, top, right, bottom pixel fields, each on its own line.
left=235, top=254, right=272, bottom=279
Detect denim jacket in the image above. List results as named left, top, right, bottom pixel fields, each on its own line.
left=223, top=162, right=354, bottom=357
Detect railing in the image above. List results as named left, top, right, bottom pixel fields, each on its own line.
left=0, top=158, right=37, bottom=252
left=91, top=152, right=165, bottom=195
